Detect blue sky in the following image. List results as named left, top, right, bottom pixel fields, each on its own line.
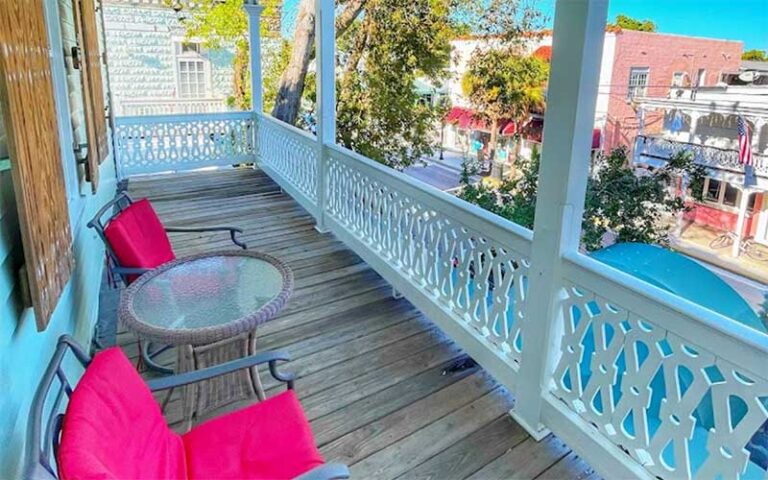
left=282, top=0, right=768, bottom=51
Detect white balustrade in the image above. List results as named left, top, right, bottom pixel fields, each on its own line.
left=114, top=112, right=256, bottom=178
left=323, top=143, right=532, bottom=379
left=256, top=115, right=319, bottom=216
left=116, top=98, right=228, bottom=116
left=256, top=117, right=768, bottom=480
left=551, top=252, right=768, bottom=479
left=637, top=135, right=768, bottom=177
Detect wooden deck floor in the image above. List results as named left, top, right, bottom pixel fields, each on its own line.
left=98, top=168, right=599, bottom=480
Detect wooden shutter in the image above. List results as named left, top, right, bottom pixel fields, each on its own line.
left=0, top=0, right=75, bottom=330
left=74, top=0, right=109, bottom=192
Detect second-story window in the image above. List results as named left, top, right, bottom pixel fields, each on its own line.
left=175, top=41, right=209, bottom=98
left=671, top=72, right=686, bottom=87
left=627, top=67, right=650, bottom=98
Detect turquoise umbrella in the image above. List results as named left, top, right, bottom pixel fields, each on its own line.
left=590, top=242, right=765, bottom=333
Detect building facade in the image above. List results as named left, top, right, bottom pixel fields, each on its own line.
left=634, top=86, right=768, bottom=255
left=103, top=0, right=236, bottom=115
left=598, top=30, right=743, bottom=153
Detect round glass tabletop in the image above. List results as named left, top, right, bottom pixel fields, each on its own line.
left=120, top=251, right=293, bottom=345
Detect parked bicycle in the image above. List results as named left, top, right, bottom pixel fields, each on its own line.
left=709, top=231, right=768, bottom=261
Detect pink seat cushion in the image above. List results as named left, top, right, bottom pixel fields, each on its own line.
left=58, top=348, right=187, bottom=480
left=183, top=390, right=324, bottom=480
left=104, top=199, right=175, bottom=283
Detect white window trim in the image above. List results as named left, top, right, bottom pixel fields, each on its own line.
left=172, top=38, right=213, bottom=99
left=701, top=177, right=742, bottom=213
left=627, top=66, right=650, bottom=99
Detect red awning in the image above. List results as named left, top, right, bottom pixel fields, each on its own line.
left=445, top=107, right=514, bottom=135
left=501, top=121, right=517, bottom=136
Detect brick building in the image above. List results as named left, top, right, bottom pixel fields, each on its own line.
left=597, top=29, right=743, bottom=153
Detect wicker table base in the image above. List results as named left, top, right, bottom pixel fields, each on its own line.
left=177, top=331, right=265, bottom=431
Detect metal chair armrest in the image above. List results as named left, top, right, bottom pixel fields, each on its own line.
left=165, top=225, right=247, bottom=249
left=294, top=464, right=351, bottom=480
left=146, top=350, right=293, bottom=392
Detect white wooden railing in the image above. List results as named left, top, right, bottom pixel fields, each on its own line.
left=252, top=113, right=768, bottom=480
left=635, top=135, right=768, bottom=177
left=115, top=97, right=228, bottom=116
left=113, top=112, right=256, bottom=178
left=112, top=111, right=768, bottom=479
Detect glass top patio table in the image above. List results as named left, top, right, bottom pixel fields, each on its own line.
left=119, top=251, right=294, bottom=346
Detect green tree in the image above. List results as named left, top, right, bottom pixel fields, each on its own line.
left=460, top=147, right=707, bottom=251
left=742, top=49, right=768, bottom=61
left=334, top=0, right=454, bottom=168
left=609, top=14, right=657, bottom=32
left=178, top=0, right=283, bottom=110
left=461, top=51, right=549, bottom=171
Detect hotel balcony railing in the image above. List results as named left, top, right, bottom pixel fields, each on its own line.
left=113, top=111, right=768, bottom=480
left=114, top=97, right=229, bottom=117
left=635, top=134, right=768, bottom=177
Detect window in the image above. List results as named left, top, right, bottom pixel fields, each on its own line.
left=175, top=41, right=209, bottom=98
left=627, top=67, right=649, bottom=98
left=671, top=72, right=686, bottom=87
left=705, top=178, right=722, bottom=202
left=703, top=177, right=742, bottom=209
left=696, top=68, right=707, bottom=87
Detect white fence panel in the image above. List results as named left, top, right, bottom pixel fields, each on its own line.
left=256, top=115, right=319, bottom=216
left=114, top=112, right=256, bottom=178
left=323, top=144, right=532, bottom=387
left=551, top=252, right=768, bottom=480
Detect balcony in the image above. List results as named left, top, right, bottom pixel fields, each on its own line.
left=5, top=1, right=767, bottom=478
left=106, top=106, right=768, bottom=480
left=635, top=134, right=768, bottom=178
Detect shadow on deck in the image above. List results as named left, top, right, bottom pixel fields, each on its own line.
left=97, top=168, right=599, bottom=480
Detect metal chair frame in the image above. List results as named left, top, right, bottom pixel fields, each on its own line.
left=25, top=335, right=349, bottom=480
left=87, top=192, right=248, bottom=374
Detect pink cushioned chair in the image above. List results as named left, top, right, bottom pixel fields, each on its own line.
left=25, top=335, right=350, bottom=480
left=88, top=192, right=247, bottom=287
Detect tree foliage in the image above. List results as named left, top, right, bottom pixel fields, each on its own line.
left=461, top=51, right=548, bottom=162
left=609, top=14, right=657, bottom=32
left=742, top=49, right=768, bottom=61
left=335, top=0, right=454, bottom=168
left=459, top=147, right=707, bottom=251
left=178, top=0, right=284, bottom=110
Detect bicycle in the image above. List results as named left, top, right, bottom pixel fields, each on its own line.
left=709, top=231, right=768, bottom=261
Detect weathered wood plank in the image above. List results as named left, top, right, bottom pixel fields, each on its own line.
left=466, top=435, right=572, bottom=480
left=348, top=388, right=516, bottom=480
left=321, top=371, right=498, bottom=465
left=395, top=414, right=529, bottom=480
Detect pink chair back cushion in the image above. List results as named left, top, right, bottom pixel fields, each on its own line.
left=104, top=199, right=175, bottom=283
left=57, top=348, right=187, bottom=480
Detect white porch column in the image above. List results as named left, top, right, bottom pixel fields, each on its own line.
left=733, top=188, right=752, bottom=257
left=314, top=0, right=336, bottom=232
left=244, top=1, right=264, bottom=114
left=510, top=0, right=609, bottom=439
left=687, top=111, right=702, bottom=144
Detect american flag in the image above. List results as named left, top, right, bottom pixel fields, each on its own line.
left=738, top=117, right=753, bottom=166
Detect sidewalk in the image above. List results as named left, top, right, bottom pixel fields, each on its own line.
left=673, top=222, right=768, bottom=285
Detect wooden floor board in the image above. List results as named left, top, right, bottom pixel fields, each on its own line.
left=96, top=168, right=595, bottom=479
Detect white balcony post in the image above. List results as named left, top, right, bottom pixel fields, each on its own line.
left=314, top=0, right=336, bottom=232
left=510, top=0, right=608, bottom=440
left=244, top=1, right=264, bottom=114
